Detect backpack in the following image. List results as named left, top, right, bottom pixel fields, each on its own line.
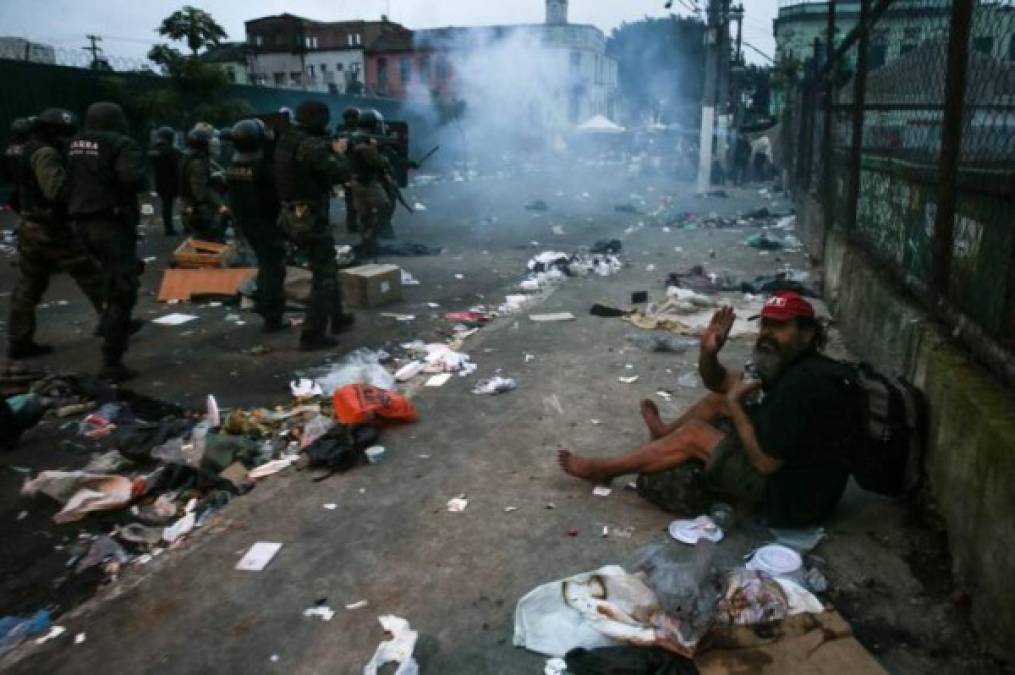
left=849, top=363, right=929, bottom=497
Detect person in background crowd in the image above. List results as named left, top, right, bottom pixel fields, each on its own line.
left=149, top=126, right=181, bottom=235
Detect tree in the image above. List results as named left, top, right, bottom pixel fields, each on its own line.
left=606, top=16, right=706, bottom=127
left=156, top=5, right=227, bottom=57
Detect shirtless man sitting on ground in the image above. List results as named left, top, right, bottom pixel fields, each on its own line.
left=558, top=291, right=860, bottom=527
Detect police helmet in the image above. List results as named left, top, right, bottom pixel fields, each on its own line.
left=186, top=126, right=213, bottom=151
left=295, top=100, right=330, bottom=132
left=34, top=108, right=79, bottom=136
left=341, top=106, right=361, bottom=127
left=229, top=119, right=265, bottom=163
left=359, top=109, right=384, bottom=133
left=156, top=126, right=175, bottom=143
left=10, top=118, right=31, bottom=140
left=84, top=101, right=128, bottom=134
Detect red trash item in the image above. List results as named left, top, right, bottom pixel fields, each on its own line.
left=445, top=311, right=490, bottom=323
left=331, top=384, right=419, bottom=424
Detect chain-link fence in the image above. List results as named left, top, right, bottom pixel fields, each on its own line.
left=781, top=0, right=1015, bottom=382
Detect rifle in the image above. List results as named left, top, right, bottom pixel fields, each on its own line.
left=385, top=175, right=414, bottom=214
left=413, top=145, right=440, bottom=169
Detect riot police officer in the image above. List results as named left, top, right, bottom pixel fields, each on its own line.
left=179, top=126, right=228, bottom=241
left=7, top=108, right=105, bottom=360
left=3, top=118, right=31, bottom=212
left=274, top=100, right=354, bottom=350
left=336, top=106, right=360, bottom=234
left=348, top=109, right=392, bottom=259
left=149, top=126, right=181, bottom=235
left=66, top=101, right=146, bottom=383
left=226, top=119, right=287, bottom=333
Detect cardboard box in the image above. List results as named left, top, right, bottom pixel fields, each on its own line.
left=173, top=239, right=238, bottom=269
left=157, top=268, right=257, bottom=302
left=340, top=264, right=402, bottom=308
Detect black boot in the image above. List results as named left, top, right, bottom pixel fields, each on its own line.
left=98, top=361, right=137, bottom=384
left=8, top=341, right=54, bottom=359
left=93, top=318, right=145, bottom=338
left=263, top=318, right=290, bottom=334
left=331, top=313, right=356, bottom=335
left=299, top=334, right=339, bottom=352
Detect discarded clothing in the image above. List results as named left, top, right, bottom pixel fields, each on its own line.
left=143, top=463, right=239, bottom=496
left=114, top=419, right=194, bottom=462
left=665, top=266, right=738, bottom=294
left=565, top=646, right=699, bottom=675
left=739, top=272, right=817, bottom=298
left=744, top=233, right=783, bottom=250
left=304, top=424, right=379, bottom=476
left=0, top=610, right=51, bottom=656
left=21, top=471, right=137, bottom=524
left=75, top=535, right=129, bottom=573
left=614, top=203, right=641, bottom=214
left=590, top=239, right=623, bottom=254
left=525, top=200, right=549, bottom=211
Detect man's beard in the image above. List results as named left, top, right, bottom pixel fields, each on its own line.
left=750, top=341, right=790, bottom=384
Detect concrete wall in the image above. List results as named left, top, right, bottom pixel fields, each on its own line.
left=799, top=206, right=1015, bottom=662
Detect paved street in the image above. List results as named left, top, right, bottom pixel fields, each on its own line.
left=0, top=163, right=1002, bottom=674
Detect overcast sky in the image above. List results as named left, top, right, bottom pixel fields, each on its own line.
left=0, top=0, right=778, bottom=65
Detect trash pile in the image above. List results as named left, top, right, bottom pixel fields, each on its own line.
left=6, top=363, right=421, bottom=655
left=514, top=529, right=832, bottom=668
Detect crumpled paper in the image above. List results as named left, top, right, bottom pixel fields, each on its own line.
left=363, top=614, right=419, bottom=675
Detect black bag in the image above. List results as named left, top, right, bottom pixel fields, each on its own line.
left=850, top=363, right=928, bottom=497
left=304, top=424, right=378, bottom=480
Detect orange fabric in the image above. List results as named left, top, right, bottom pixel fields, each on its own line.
left=332, top=384, right=418, bottom=424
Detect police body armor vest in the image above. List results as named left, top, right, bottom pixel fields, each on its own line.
left=65, top=130, right=135, bottom=219
left=226, top=158, right=278, bottom=226
left=274, top=127, right=329, bottom=203
left=16, top=139, right=64, bottom=224
left=178, top=152, right=207, bottom=205
left=349, top=133, right=385, bottom=184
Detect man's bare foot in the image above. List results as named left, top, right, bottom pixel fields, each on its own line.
left=640, top=399, right=667, bottom=439
left=557, top=449, right=613, bottom=485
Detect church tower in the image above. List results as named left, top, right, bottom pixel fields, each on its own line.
left=546, top=0, right=568, bottom=25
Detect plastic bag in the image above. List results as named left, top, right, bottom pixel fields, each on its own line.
left=626, top=541, right=720, bottom=648
left=300, top=415, right=336, bottom=449
left=331, top=385, right=418, bottom=425
left=315, top=349, right=395, bottom=394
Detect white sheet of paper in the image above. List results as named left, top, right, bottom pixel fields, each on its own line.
left=153, top=313, right=199, bottom=326
left=529, top=312, right=576, bottom=322
left=235, top=542, right=283, bottom=571
left=426, top=373, right=452, bottom=387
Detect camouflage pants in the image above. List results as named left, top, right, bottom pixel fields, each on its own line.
left=349, top=180, right=391, bottom=258
left=8, top=219, right=104, bottom=347
left=72, top=219, right=140, bottom=364
left=278, top=201, right=343, bottom=341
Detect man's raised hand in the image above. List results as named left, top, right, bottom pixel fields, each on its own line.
left=701, top=305, right=735, bottom=356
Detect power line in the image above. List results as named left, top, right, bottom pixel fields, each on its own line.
left=742, top=40, right=775, bottom=62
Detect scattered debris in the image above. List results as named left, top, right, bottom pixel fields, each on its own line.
left=235, top=542, right=283, bottom=571
left=472, top=377, right=518, bottom=395
left=447, top=496, right=469, bottom=512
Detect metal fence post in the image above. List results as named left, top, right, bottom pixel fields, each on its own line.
left=931, top=0, right=975, bottom=294
left=844, top=0, right=870, bottom=232
left=822, top=0, right=837, bottom=230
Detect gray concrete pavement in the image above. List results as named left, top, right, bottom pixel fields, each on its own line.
left=0, top=164, right=1004, bottom=674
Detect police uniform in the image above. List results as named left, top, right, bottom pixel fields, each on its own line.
left=225, top=121, right=286, bottom=331
left=348, top=137, right=391, bottom=259
left=150, top=130, right=181, bottom=235
left=179, top=132, right=226, bottom=241
left=2, top=119, right=30, bottom=212
left=274, top=101, right=354, bottom=350
left=66, top=102, right=145, bottom=382
left=336, top=107, right=361, bottom=234
left=7, top=110, right=105, bottom=359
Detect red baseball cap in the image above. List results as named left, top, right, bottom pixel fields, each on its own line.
left=750, top=291, right=815, bottom=321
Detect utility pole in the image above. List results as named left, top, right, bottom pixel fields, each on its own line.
left=731, top=4, right=745, bottom=127
left=696, top=0, right=721, bottom=194
left=83, top=34, right=103, bottom=68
